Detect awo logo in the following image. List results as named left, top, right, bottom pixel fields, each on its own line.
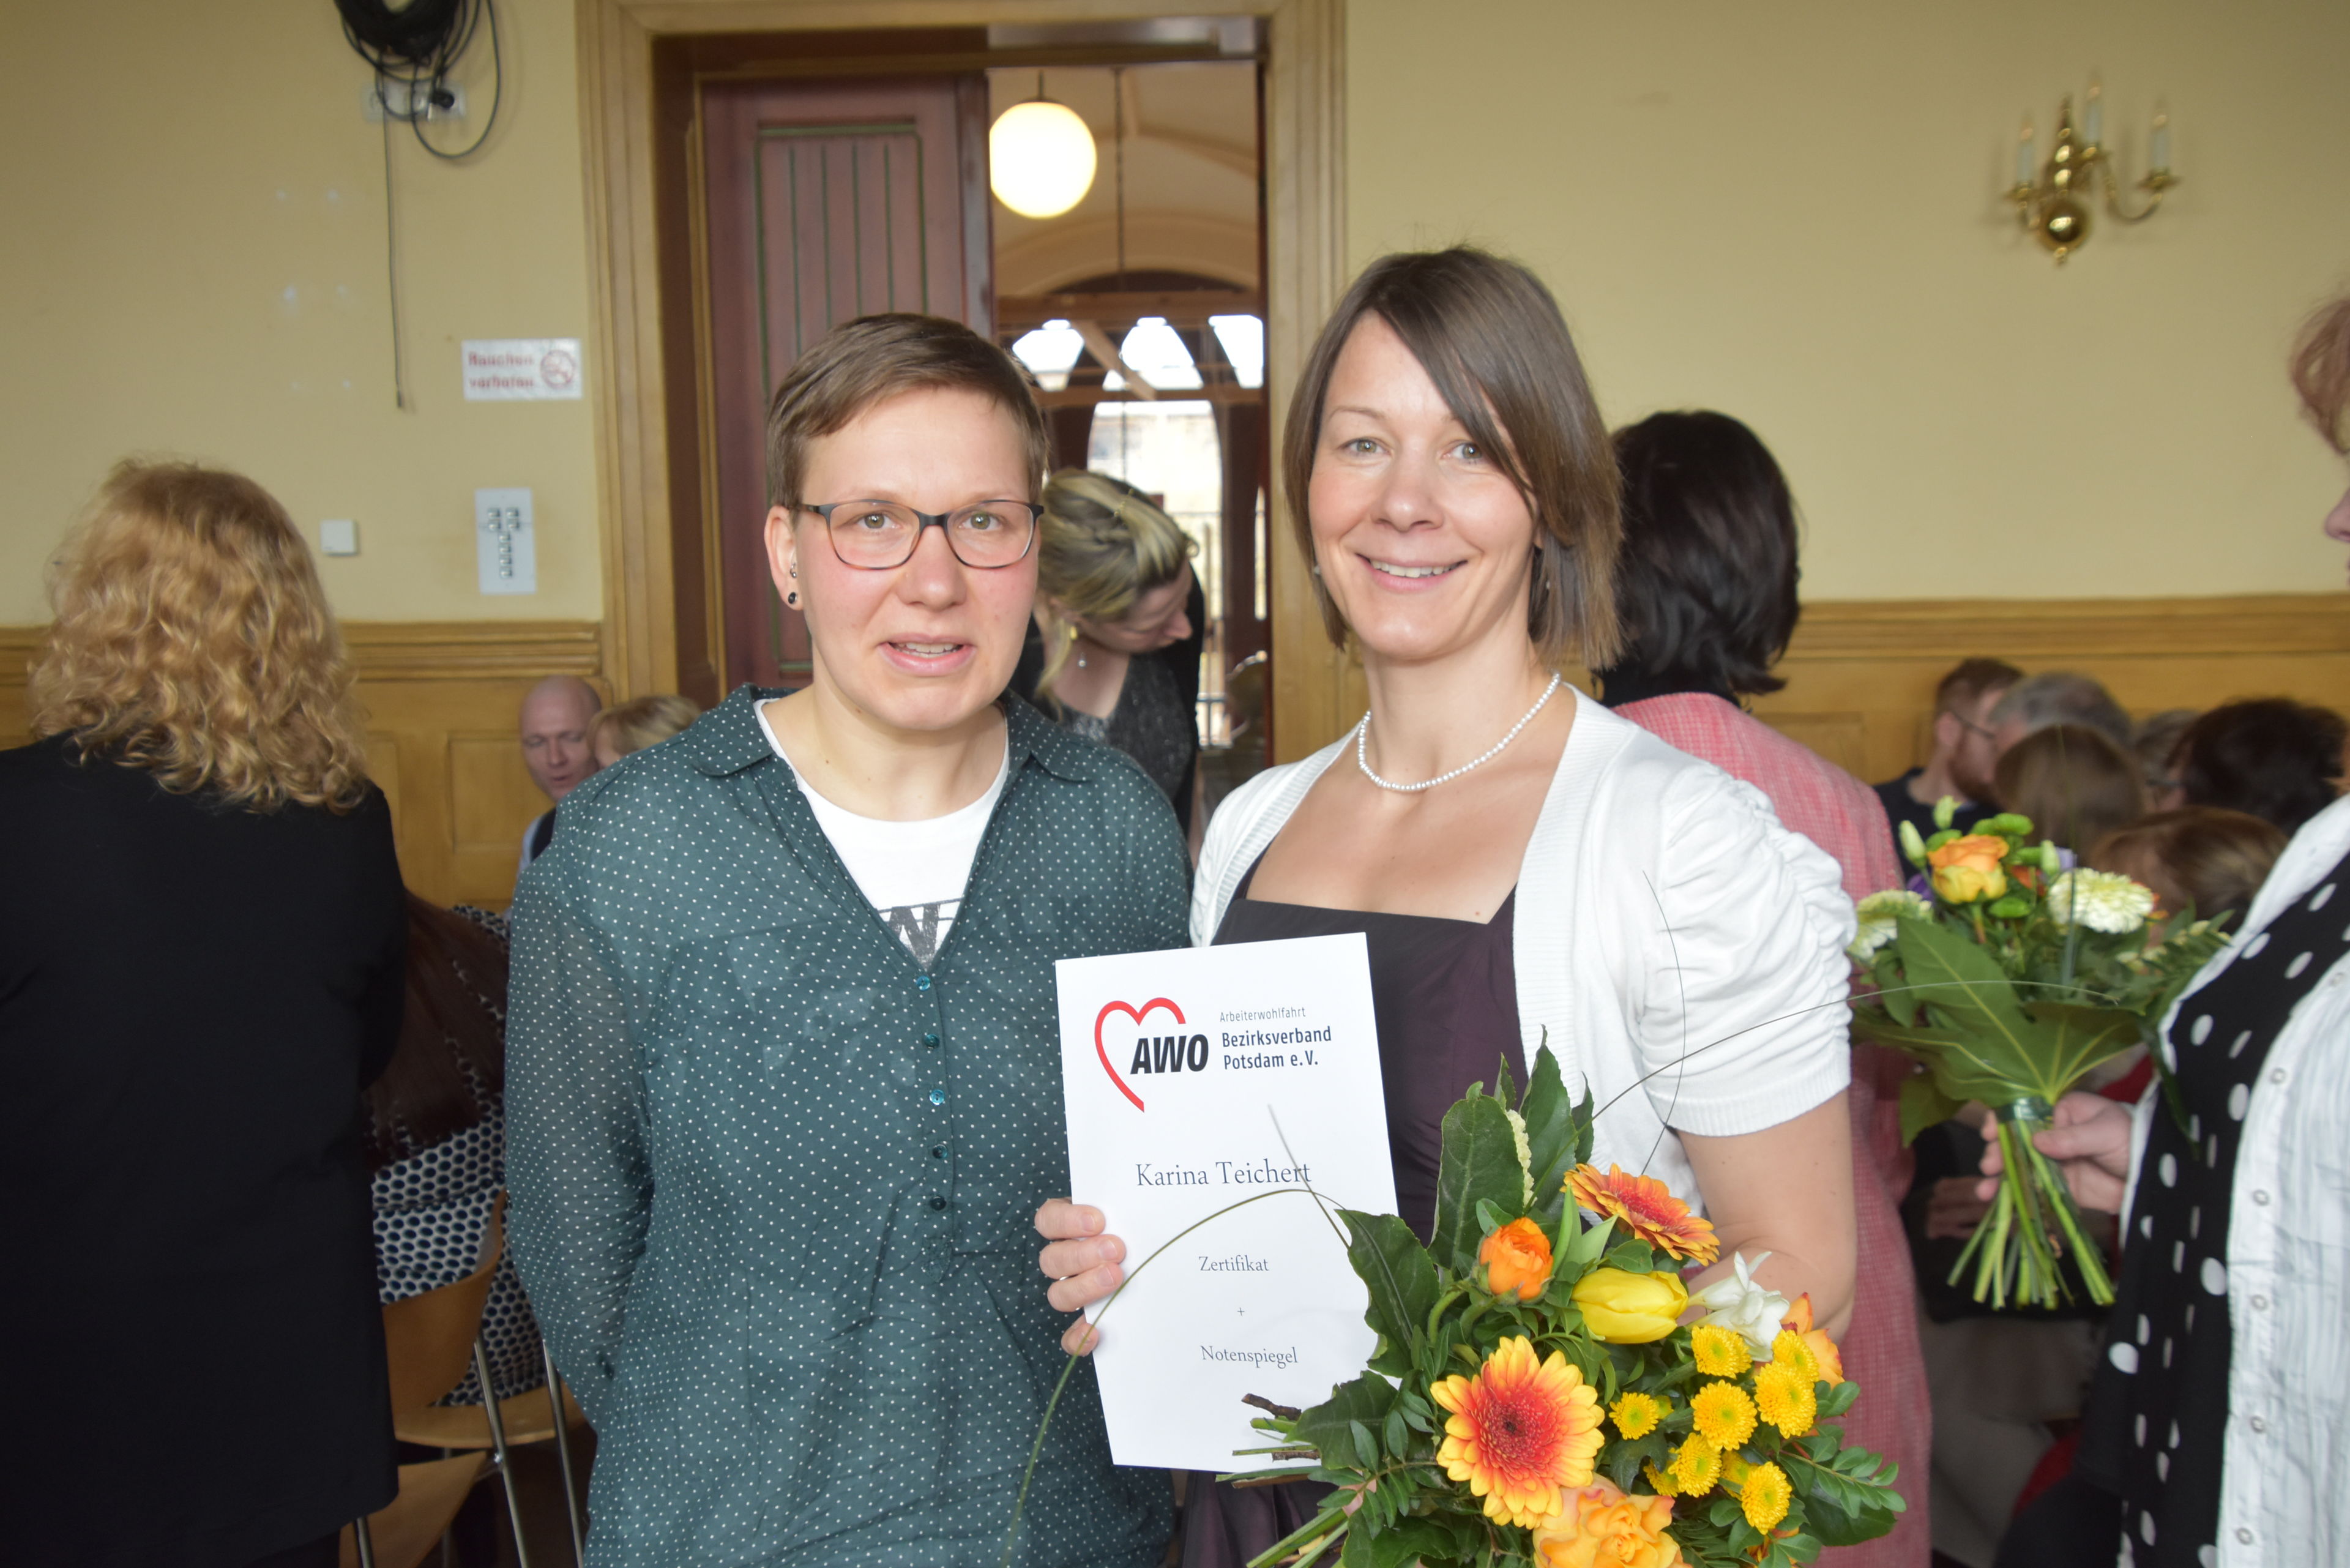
left=1092, top=997, right=1210, bottom=1111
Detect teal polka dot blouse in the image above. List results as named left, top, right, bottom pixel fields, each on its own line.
left=506, top=687, right=1187, bottom=1566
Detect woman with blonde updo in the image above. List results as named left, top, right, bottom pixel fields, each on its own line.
left=588, top=692, right=703, bottom=769
left=1, top=461, right=405, bottom=1568
left=1011, top=468, right=1207, bottom=831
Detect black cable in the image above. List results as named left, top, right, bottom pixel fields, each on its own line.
left=380, top=108, right=406, bottom=409
left=335, top=0, right=503, bottom=163
left=406, top=0, right=502, bottom=162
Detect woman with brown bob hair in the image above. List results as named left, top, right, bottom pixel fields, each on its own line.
left=1, top=461, right=405, bottom=1568
left=1037, top=250, right=1863, bottom=1563
left=1991, top=722, right=2149, bottom=854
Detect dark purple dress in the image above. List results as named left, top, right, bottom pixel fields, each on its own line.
left=1180, top=855, right=1524, bottom=1567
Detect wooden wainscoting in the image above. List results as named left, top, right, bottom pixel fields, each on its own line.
left=0, top=622, right=602, bottom=911
left=1751, top=594, right=2350, bottom=783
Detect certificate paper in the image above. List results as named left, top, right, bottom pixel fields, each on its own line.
left=1056, top=933, right=1396, bottom=1473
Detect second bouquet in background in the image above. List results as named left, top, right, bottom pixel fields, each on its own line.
left=1849, top=801, right=2228, bottom=1310
left=1228, top=1044, right=1901, bottom=1568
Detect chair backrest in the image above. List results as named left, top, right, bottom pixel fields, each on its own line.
left=381, top=1192, right=505, bottom=1417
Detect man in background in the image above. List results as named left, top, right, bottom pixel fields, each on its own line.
left=518, top=674, right=602, bottom=871
left=1988, top=669, right=2133, bottom=754
left=1876, top=658, right=2021, bottom=859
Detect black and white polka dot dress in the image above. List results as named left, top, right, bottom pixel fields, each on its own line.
left=2080, top=846, right=2350, bottom=1566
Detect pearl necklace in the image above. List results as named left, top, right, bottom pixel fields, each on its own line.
left=1354, top=673, right=1561, bottom=793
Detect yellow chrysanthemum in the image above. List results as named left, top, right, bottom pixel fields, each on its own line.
left=1610, top=1391, right=1666, bottom=1440
left=1643, top=1462, right=1678, bottom=1498
left=1740, top=1460, right=1793, bottom=1533
left=1770, top=1329, right=1818, bottom=1381
left=1754, top=1361, right=1817, bottom=1438
left=1566, top=1164, right=1720, bottom=1264
left=1689, top=1379, right=1758, bottom=1450
left=1666, top=1435, right=1720, bottom=1496
left=1431, top=1335, right=1605, bottom=1528
left=1692, top=1323, right=1751, bottom=1378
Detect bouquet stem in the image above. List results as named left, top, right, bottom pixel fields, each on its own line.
left=1950, top=1102, right=2113, bottom=1310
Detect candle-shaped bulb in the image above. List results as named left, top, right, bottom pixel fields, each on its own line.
left=2084, top=77, right=2104, bottom=145
left=2016, top=117, right=2036, bottom=186
left=2150, top=107, right=2172, bottom=173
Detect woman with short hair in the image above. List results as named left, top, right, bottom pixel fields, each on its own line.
left=1037, top=250, right=1862, bottom=1565
left=506, top=313, right=1185, bottom=1566
left=1993, top=723, right=2149, bottom=855
left=1012, top=469, right=1206, bottom=832
left=1, top=461, right=406, bottom=1568
left=586, top=692, right=702, bottom=769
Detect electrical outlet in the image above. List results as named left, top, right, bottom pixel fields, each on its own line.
left=476, top=488, right=536, bottom=595
left=363, top=81, right=466, bottom=124
left=319, top=519, right=359, bottom=556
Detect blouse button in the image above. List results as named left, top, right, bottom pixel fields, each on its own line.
left=929, top=1089, right=946, bottom=1107
left=923, top=1032, right=940, bottom=1048
left=2249, top=1415, right=2267, bottom=1433
left=929, top=1197, right=948, bottom=1211
left=2269, top=1067, right=2286, bottom=1084
left=2253, top=1189, right=2272, bottom=1205
left=2250, top=1294, right=2269, bottom=1311
left=2239, top=1528, right=2256, bottom=1544
left=916, top=974, right=933, bottom=992
left=931, top=1146, right=946, bottom=1159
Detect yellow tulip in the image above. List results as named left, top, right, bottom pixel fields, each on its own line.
left=1570, top=1267, right=1688, bottom=1344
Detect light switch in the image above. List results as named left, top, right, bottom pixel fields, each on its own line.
left=476, top=488, right=537, bottom=594
left=319, top=518, right=358, bottom=556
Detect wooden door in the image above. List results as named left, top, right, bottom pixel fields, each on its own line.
left=699, top=75, right=993, bottom=690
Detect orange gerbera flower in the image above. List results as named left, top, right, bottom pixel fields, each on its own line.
left=1566, top=1164, right=1720, bottom=1264
left=1432, top=1335, right=1605, bottom=1528
left=1781, top=1294, right=1844, bottom=1384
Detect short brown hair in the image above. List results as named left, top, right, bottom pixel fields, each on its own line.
left=590, top=693, right=702, bottom=760
left=1282, top=248, right=1624, bottom=669
left=2291, top=293, right=2350, bottom=454
left=1993, top=723, right=2147, bottom=852
left=31, top=460, right=370, bottom=812
left=1936, top=657, right=2023, bottom=716
left=763, top=313, right=1051, bottom=508
left=2089, top=807, right=2288, bottom=929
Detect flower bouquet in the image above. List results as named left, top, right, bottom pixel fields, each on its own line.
left=1221, top=1045, right=1901, bottom=1568
left=1848, top=803, right=2228, bottom=1310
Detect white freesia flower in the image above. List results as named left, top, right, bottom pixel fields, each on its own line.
left=1693, top=1250, right=1790, bottom=1356
left=1848, top=889, right=1932, bottom=962
left=2045, top=870, right=2157, bottom=934
left=1504, top=1107, right=1533, bottom=1206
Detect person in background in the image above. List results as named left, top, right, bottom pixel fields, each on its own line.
left=367, top=896, right=541, bottom=1407
left=2091, top=807, right=2287, bottom=935
left=1988, top=670, right=2132, bottom=755
left=1874, top=658, right=2021, bottom=864
left=1988, top=291, right=2350, bottom=1568
left=517, top=674, right=601, bottom=870
left=2162, top=696, right=2346, bottom=836
left=1, top=461, right=405, bottom=1568
left=507, top=314, right=1185, bottom=1566
left=1040, top=249, right=1859, bottom=1567
left=1598, top=406, right=1930, bottom=1567
left=1989, top=723, right=2148, bottom=856
left=1011, top=468, right=1207, bottom=836
left=588, top=692, right=702, bottom=770
left=2131, top=708, right=2199, bottom=798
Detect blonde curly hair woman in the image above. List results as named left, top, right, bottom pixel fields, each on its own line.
left=1010, top=468, right=1206, bottom=831
left=3, top=461, right=406, bottom=1568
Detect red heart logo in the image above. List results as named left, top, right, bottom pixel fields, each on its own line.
left=1094, top=997, right=1185, bottom=1111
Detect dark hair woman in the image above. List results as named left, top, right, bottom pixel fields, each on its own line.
left=1037, top=252, right=1863, bottom=1566
left=1598, top=408, right=1930, bottom=1567
left=1, top=461, right=405, bottom=1568
left=368, top=897, right=543, bottom=1406
left=2168, top=697, right=2347, bottom=837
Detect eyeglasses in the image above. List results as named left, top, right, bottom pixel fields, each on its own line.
left=798, top=499, right=1042, bottom=570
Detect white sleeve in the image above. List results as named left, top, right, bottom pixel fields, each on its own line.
left=1627, top=767, right=1855, bottom=1137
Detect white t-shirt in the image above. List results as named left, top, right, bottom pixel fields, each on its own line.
left=759, top=703, right=1009, bottom=966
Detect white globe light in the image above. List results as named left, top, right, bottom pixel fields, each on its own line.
left=989, top=101, right=1097, bottom=219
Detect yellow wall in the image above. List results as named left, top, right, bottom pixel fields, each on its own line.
left=0, top=0, right=600, bottom=625
left=1345, top=0, right=2350, bottom=599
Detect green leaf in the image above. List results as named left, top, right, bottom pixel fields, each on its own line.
left=1367, top=1518, right=1453, bottom=1568
left=1349, top=1419, right=1379, bottom=1472
left=1292, top=1375, right=1393, bottom=1466
left=1340, top=1209, right=1440, bottom=1353
left=1605, top=1239, right=1658, bottom=1275
left=1493, top=1050, right=1518, bottom=1114
left=1473, top=1197, right=1513, bottom=1238
left=1897, top=1071, right=1964, bottom=1146
left=1431, top=1093, right=1526, bottom=1272
left=1382, top=1406, right=1409, bottom=1458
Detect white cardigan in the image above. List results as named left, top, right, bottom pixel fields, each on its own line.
left=1192, top=689, right=1856, bottom=1211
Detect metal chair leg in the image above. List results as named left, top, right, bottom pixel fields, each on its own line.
left=475, top=1338, right=533, bottom=1568
left=543, top=1340, right=588, bottom=1566
left=352, top=1514, right=378, bottom=1568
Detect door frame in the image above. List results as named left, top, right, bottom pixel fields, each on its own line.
left=577, top=0, right=1351, bottom=761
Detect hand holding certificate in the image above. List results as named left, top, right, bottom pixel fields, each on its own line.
left=1050, top=933, right=1397, bottom=1473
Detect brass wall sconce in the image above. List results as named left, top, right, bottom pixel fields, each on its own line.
left=2009, top=81, right=2177, bottom=263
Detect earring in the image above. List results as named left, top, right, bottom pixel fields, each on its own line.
left=1310, top=561, right=1322, bottom=578
left=788, top=564, right=798, bottom=578
left=786, top=590, right=800, bottom=608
